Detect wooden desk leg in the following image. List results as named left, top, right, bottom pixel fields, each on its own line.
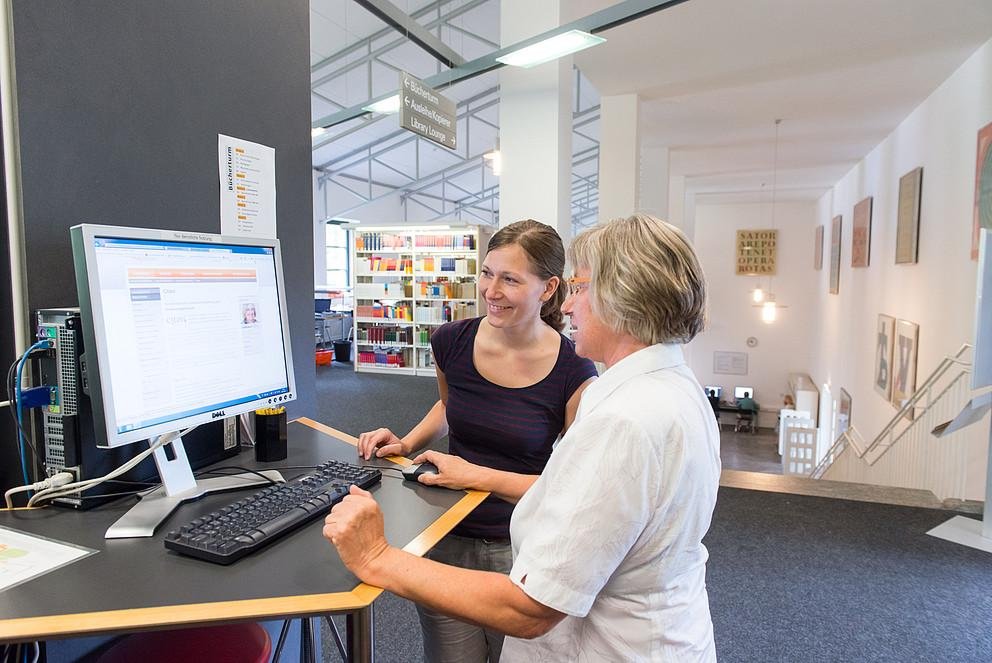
left=346, top=605, right=374, bottom=663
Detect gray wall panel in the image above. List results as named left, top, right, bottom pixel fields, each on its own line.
left=12, top=0, right=316, bottom=421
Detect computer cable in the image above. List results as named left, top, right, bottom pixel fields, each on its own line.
left=196, top=465, right=281, bottom=486
left=7, top=342, right=49, bottom=487
left=27, top=426, right=197, bottom=507
left=4, top=471, right=74, bottom=508
left=6, top=358, right=39, bottom=465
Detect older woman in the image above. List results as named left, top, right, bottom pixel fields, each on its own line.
left=324, top=213, right=721, bottom=662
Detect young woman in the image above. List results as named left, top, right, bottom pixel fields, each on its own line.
left=356, top=219, right=597, bottom=663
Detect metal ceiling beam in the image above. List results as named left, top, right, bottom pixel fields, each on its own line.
left=312, top=0, right=485, bottom=75
left=353, top=0, right=466, bottom=68
left=314, top=0, right=689, bottom=130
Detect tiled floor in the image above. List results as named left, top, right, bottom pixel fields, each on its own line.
left=719, top=427, right=782, bottom=474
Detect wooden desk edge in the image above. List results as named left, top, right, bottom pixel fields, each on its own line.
left=0, top=418, right=489, bottom=642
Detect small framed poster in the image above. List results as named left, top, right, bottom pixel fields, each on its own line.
left=973, top=121, right=992, bottom=261
left=814, top=225, right=824, bottom=270
left=829, top=215, right=842, bottom=294
left=874, top=314, right=895, bottom=401
left=852, top=196, right=872, bottom=267
left=892, top=319, right=920, bottom=418
left=896, top=167, right=923, bottom=264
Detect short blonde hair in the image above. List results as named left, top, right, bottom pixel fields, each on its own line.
left=568, top=213, right=707, bottom=344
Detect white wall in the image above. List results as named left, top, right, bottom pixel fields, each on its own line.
left=811, top=38, right=992, bottom=500
left=687, top=201, right=820, bottom=428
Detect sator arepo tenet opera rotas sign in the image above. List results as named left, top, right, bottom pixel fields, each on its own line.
left=399, top=71, right=457, bottom=150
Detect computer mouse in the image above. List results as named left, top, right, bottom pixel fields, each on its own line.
left=402, top=462, right=439, bottom=481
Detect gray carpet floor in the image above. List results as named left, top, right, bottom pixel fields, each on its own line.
left=314, top=361, right=992, bottom=662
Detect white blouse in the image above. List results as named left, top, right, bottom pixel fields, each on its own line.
left=501, top=344, right=721, bottom=662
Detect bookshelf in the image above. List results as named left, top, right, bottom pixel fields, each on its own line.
left=352, top=226, right=492, bottom=376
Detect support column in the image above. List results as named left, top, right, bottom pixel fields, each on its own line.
left=597, top=93, right=640, bottom=222
left=499, top=0, right=572, bottom=241
left=639, top=146, right=670, bottom=220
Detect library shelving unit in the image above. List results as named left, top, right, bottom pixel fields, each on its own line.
left=351, top=225, right=492, bottom=376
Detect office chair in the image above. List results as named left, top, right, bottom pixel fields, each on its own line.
left=97, top=622, right=271, bottom=663
left=734, top=409, right=757, bottom=434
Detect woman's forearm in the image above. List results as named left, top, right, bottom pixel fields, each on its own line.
left=401, top=399, right=449, bottom=454
left=470, top=467, right=538, bottom=504
left=365, top=546, right=564, bottom=639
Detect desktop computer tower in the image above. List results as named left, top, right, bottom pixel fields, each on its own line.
left=34, top=308, right=242, bottom=509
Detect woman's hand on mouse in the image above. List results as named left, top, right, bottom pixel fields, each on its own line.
left=357, top=428, right=407, bottom=460
left=411, top=451, right=481, bottom=490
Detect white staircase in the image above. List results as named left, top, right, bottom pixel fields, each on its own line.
left=811, top=344, right=988, bottom=502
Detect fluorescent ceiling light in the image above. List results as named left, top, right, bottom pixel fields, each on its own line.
left=311, top=127, right=326, bottom=139
left=362, top=95, right=401, bottom=115
left=496, top=30, right=606, bottom=68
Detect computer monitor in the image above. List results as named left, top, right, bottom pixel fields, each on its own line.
left=735, top=386, right=754, bottom=400
left=704, top=385, right=722, bottom=399
left=70, top=224, right=296, bottom=537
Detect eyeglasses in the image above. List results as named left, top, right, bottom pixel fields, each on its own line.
left=565, top=276, right=590, bottom=296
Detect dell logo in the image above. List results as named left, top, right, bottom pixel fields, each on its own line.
left=211, top=410, right=226, bottom=419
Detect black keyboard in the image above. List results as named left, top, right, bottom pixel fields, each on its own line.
left=164, top=460, right=381, bottom=564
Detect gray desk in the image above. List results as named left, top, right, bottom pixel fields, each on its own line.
left=0, top=418, right=486, bottom=662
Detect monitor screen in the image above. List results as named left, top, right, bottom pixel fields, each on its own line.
left=704, top=385, right=722, bottom=399
left=735, top=386, right=754, bottom=400
left=71, top=224, right=296, bottom=448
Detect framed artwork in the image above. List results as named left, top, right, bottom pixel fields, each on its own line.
left=891, top=319, right=920, bottom=417
left=837, top=388, right=852, bottom=439
left=736, top=229, right=777, bottom=275
left=874, top=314, right=895, bottom=400
left=851, top=196, right=872, bottom=267
left=829, top=215, right=842, bottom=294
left=973, top=121, right=992, bottom=261
left=895, top=167, right=923, bottom=264
left=814, top=225, right=824, bottom=270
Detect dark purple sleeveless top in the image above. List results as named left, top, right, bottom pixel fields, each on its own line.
left=431, top=317, right=598, bottom=539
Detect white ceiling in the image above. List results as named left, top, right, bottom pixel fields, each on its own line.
left=566, top=0, right=992, bottom=202
left=309, top=0, right=992, bottom=209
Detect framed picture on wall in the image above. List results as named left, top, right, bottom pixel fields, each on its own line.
left=852, top=196, right=872, bottom=267
left=874, top=314, right=895, bottom=401
left=891, top=319, right=920, bottom=418
left=973, top=121, right=992, bottom=261
left=829, top=215, right=842, bottom=294
left=896, top=167, right=923, bottom=264
left=837, top=388, right=852, bottom=440
left=814, top=225, right=824, bottom=270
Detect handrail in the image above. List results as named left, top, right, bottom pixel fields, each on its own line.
left=858, top=343, right=972, bottom=460
left=811, top=343, right=972, bottom=479
left=811, top=425, right=866, bottom=478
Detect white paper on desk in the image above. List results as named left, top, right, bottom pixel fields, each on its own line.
left=218, top=134, right=277, bottom=239
left=0, top=525, right=95, bottom=593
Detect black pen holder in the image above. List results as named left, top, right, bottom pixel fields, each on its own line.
left=254, top=409, right=287, bottom=462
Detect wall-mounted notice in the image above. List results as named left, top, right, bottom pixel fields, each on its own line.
left=399, top=71, right=456, bottom=150
left=713, top=351, right=748, bottom=376
left=218, top=134, right=277, bottom=238
left=736, top=229, right=777, bottom=275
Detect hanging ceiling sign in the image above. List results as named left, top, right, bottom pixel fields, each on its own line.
left=399, top=71, right=457, bottom=150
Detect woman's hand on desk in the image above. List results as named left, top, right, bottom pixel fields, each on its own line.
left=323, top=485, right=391, bottom=585
left=357, top=427, right=406, bottom=460
left=410, top=451, right=481, bottom=490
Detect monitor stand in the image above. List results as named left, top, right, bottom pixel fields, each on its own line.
left=105, top=434, right=283, bottom=539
